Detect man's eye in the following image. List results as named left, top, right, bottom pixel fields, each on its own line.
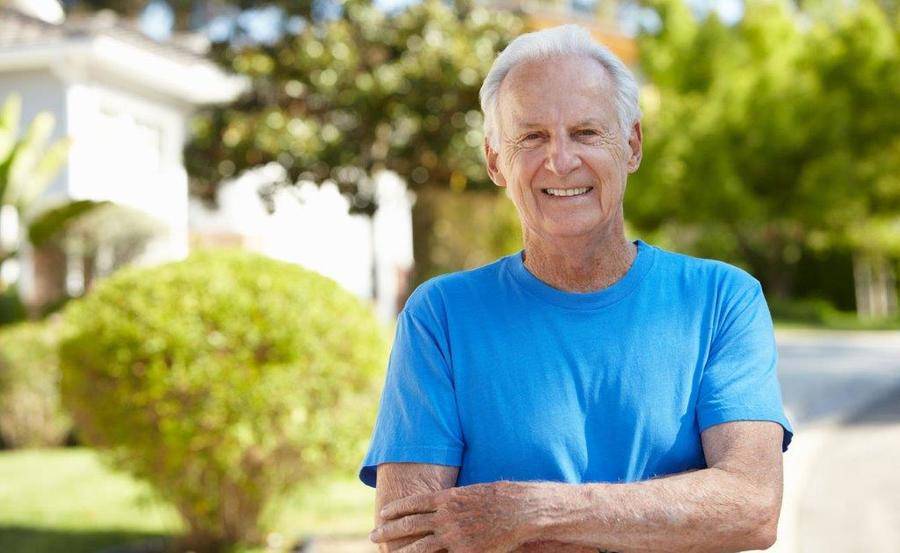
left=523, top=133, right=541, bottom=141
left=576, top=129, right=599, bottom=136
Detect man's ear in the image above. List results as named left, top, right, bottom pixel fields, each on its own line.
left=484, top=137, right=507, bottom=188
left=626, top=120, right=643, bottom=174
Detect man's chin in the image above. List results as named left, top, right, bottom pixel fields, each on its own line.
left=535, top=223, right=607, bottom=242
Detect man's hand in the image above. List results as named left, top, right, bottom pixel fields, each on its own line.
left=373, top=463, right=598, bottom=553
left=370, top=481, right=541, bottom=553
left=374, top=463, right=459, bottom=552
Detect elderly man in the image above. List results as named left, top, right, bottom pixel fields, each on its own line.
left=359, top=24, right=793, bottom=553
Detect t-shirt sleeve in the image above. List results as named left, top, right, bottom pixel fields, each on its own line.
left=358, top=285, right=464, bottom=488
left=696, top=278, right=794, bottom=453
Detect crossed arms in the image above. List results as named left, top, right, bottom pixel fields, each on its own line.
left=370, top=420, right=784, bottom=552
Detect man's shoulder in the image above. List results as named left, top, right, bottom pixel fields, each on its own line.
left=651, top=244, right=761, bottom=293
left=401, top=254, right=512, bottom=320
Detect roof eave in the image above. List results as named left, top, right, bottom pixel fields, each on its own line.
left=0, top=34, right=249, bottom=105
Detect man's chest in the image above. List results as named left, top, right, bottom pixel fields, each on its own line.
left=446, top=309, right=709, bottom=483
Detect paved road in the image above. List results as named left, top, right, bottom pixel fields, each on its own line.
left=776, top=330, right=900, bottom=427
left=771, top=330, right=900, bottom=553
left=796, top=385, right=900, bottom=552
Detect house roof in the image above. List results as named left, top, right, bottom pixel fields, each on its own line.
left=0, top=7, right=208, bottom=65
left=0, top=7, right=248, bottom=105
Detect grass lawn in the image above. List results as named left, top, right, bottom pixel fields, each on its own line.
left=0, top=447, right=377, bottom=553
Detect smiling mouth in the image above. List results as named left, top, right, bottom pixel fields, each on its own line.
left=541, top=186, right=594, bottom=197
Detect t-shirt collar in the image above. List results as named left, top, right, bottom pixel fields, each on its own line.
left=504, top=239, right=657, bottom=310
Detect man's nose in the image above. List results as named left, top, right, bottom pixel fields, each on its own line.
left=544, top=135, right=581, bottom=176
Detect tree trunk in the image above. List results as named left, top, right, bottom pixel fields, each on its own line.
left=28, top=242, right=67, bottom=318
left=853, top=252, right=898, bottom=320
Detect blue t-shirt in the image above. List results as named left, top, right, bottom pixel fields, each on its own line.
left=359, top=239, right=793, bottom=488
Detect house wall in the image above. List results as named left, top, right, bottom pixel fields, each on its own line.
left=64, top=79, right=190, bottom=265
left=372, top=173, right=415, bottom=320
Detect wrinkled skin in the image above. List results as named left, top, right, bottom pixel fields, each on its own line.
left=373, top=464, right=598, bottom=553
left=371, top=481, right=599, bottom=552
left=484, top=54, right=643, bottom=293
left=371, top=482, right=532, bottom=552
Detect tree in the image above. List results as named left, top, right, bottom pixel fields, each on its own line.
left=180, top=0, right=525, bottom=294
left=628, top=0, right=899, bottom=316
left=0, top=94, right=106, bottom=321
left=186, top=0, right=522, bottom=212
left=67, top=0, right=331, bottom=36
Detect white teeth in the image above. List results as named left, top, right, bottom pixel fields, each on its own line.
left=544, top=187, right=591, bottom=197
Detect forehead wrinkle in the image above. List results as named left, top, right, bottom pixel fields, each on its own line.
left=497, top=56, right=618, bottom=136
left=502, top=54, right=614, bottom=100
left=518, top=117, right=608, bottom=129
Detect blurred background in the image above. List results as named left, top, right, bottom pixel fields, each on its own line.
left=0, top=0, right=897, bottom=551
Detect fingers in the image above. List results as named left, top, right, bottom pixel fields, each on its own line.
left=381, top=490, right=442, bottom=520
left=371, top=513, right=436, bottom=543
left=394, top=534, right=444, bottom=553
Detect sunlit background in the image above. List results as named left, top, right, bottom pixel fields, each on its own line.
left=0, top=0, right=898, bottom=551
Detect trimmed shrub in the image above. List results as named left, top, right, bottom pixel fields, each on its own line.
left=0, top=317, right=72, bottom=448
left=59, top=249, right=389, bottom=552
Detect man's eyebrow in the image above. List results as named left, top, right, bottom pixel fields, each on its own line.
left=516, top=118, right=606, bottom=129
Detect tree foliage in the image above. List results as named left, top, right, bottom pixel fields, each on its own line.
left=66, top=0, right=317, bottom=33
left=185, top=0, right=523, bottom=213
left=628, top=0, right=900, bottom=298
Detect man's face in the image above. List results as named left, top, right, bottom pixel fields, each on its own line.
left=484, top=55, right=642, bottom=241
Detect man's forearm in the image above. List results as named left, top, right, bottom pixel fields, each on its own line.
left=521, top=467, right=779, bottom=553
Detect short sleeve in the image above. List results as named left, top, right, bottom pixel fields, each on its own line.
left=358, top=286, right=464, bottom=488
left=697, top=280, right=794, bottom=452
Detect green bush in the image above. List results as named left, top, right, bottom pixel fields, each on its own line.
left=58, top=249, right=389, bottom=552
left=769, top=296, right=900, bottom=330
left=0, top=317, right=72, bottom=448
left=768, top=297, right=842, bottom=325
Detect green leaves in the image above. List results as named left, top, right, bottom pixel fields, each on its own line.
left=0, top=96, right=70, bottom=214
left=27, top=200, right=109, bottom=248
left=0, top=318, right=72, bottom=448
left=630, top=0, right=900, bottom=296
left=58, top=249, right=390, bottom=548
left=186, top=0, right=523, bottom=210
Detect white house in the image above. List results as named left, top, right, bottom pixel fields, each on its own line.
left=0, top=5, right=247, bottom=309
left=0, top=5, right=416, bottom=321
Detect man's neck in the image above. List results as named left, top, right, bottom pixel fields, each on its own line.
left=521, top=226, right=637, bottom=294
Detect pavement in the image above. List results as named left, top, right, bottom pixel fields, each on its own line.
left=769, top=330, right=900, bottom=553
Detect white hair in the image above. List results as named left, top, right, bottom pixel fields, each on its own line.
left=479, top=24, right=642, bottom=151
